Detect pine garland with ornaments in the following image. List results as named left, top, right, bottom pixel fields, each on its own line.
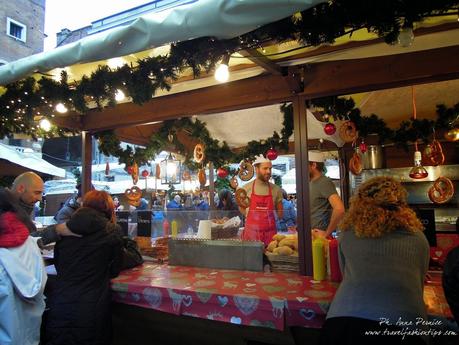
left=96, top=97, right=458, bottom=175
left=96, top=105, right=293, bottom=169
left=310, top=97, right=459, bottom=149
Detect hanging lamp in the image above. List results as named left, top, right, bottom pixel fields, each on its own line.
left=408, top=86, right=428, bottom=179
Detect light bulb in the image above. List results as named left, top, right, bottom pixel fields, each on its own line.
left=39, top=118, right=52, bottom=132
left=214, top=63, right=229, bottom=83
left=409, top=151, right=428, bottom=179
left=115, top=89, right=125, bottom=101
left=55, top=103, right=68, bottom=113
left=398, top=26, right=414, bottom=47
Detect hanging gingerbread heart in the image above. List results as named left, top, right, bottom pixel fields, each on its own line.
left=155, top=164, right=161, bottom=179
left=130, top=162, right=139, bottom=185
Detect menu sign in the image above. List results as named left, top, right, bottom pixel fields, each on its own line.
left=137, top=210, right=152, bottom=237
left=116, top=211, right=130, bottom=237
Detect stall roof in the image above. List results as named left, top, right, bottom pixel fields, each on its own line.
left=0, top=143, right=66, bottom=178
left=1, top=2, right=458, bottom=146
left=0, top=0, right=323, bottom=85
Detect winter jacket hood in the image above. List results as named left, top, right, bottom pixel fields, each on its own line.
left=0, top=236, right=46, bottom=299
left=66, top=207, right=117, bottom=236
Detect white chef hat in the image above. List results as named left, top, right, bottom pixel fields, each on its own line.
left=252, top=154, right=271, bottom=166
left=308, top=150, right=324, bottom=163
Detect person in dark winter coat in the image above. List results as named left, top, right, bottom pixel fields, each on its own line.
left=216, top=189, right=241, bottom=219
left=44, top=190, right=140, bottom=345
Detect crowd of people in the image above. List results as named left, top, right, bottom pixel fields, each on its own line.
left=0, top=172, right=143, bottom=345
left=1, top=159, right=458, bottom=345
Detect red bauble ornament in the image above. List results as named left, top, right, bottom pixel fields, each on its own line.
left=217, top=167, right=229, bottom=179
left=266, top=148, right=278, bottom=160
left=141, top=169, right=149, bottom=178
left=126, top=166, right=134, bottom=175
left=324, top=123, right=336, bottom=135
left=359, top=141, right=367, bottom=153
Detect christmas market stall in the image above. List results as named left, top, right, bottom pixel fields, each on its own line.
left=1, top=1, right=458, bottom=344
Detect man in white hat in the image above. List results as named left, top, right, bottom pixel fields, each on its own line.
left=308, top=151, right=345, bottom=239
left=239, top=154, right=283, bottom=246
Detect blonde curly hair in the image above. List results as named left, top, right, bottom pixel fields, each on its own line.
left=340, top=176, right=423, bottom=238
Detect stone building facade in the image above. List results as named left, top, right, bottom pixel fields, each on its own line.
left=0, top=0, right=45, bottom=65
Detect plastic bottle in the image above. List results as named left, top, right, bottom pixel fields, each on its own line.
left=171, top=220, right=178, bottom=238
left=163, top=218, right=170, bottom=237
left=329, top=238, right=342, bottom=282
left=312, top=238, right=326, bottom=281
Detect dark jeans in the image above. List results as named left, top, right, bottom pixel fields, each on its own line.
left=320, top=317, right=426, bottom=345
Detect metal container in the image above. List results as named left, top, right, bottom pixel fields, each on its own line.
left=168, top=238, right=264, bottom=272
left=362, top=145, right=384, bottom=169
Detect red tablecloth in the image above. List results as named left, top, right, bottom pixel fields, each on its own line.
left=111, top=264, right=452, bottom=331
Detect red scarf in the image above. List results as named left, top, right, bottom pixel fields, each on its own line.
left=0, top=211, right=29, bottom=248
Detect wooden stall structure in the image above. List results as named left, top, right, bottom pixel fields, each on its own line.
left=1, top=4, right=458, bottom=343
left=46, top=19, right=459, bottom=275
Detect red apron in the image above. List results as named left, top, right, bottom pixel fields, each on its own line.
left=242, top=181, right=277, bottom=246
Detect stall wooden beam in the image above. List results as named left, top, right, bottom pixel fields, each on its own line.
left=81, top=131, right=93, bottom=195
left=238, top=48, right=283, bottom=75
left=79, top=74, right=296, bottom=132
left=301, top=45, right=459, bottom=98
left=293, top=95, right=313, bottom=276
left=54, top=46, right=459, bottom=134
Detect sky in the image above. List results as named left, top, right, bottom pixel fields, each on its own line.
left=44, top=0, right=152, bottom=51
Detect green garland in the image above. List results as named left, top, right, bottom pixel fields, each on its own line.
left=1, top=1, right=458, bottom=139
left=97, top=98, right=458, bottom=169
left=310, top=97, right=459, bottom=149
left=96, top=105, right=293, bottom=168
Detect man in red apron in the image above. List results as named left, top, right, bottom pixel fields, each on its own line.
left=239, top=155, right=283, bottom=246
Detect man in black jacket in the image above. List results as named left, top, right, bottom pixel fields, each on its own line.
left=8, top=172, right=77, bottom=244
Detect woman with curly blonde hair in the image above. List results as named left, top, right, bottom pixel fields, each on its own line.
left=320, top=177, right=429, bottom=345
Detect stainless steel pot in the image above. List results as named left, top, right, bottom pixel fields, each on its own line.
left=362, top=145, right=384, bottom=169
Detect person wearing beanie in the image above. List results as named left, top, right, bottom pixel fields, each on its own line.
left=238, top=154, right=283, bottom=246
left=308, top=151, right=345, bottom=239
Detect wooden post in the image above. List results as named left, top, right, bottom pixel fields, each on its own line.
left=208, top=162, right=215, bottom=210
left=81, top=131, right=93, bottom=196
left=293, top=96, right=313, bottom=276
left=338, top=147, right=350, bottom=208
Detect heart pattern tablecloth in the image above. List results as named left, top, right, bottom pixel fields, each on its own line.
left=111, top=264, right=452, bottom=331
